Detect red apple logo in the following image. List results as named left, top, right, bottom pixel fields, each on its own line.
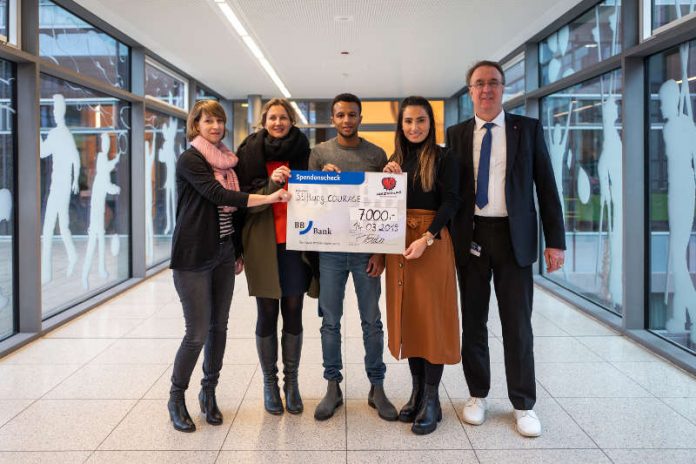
left=382, top=176, right=396, bottom=191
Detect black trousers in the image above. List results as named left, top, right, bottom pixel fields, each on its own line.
left=170, top=240, right=236, bottom=396
left=457, top=217, right=535, bottom=410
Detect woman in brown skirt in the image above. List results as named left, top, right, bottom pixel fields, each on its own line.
left=383, top=96, right=461, bottom=435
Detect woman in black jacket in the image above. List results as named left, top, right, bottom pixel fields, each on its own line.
left=235, top=98, right=315, bottom=415
left=168, top=100, right=289, bottom=433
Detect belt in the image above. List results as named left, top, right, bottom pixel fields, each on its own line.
left=218, top=234, right=233, bottom=244
left=474, top=215, right=508, bottom=224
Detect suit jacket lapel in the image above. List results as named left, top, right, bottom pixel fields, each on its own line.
left=463, top=119, right=475, bottom=188
left=505, top=113, right=520, bottom=177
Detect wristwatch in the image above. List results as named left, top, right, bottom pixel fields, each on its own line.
left=422, top=233, right=434, bottom=247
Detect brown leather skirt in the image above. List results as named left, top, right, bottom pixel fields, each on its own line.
left=385, top=209, right=461, bottom=365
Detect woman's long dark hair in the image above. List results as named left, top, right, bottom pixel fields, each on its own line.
left=391, top=96, right=437, bottom=191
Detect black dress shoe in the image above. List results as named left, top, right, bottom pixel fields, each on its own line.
left=399, top=375, right=424, bottom=422
left=199, top=388, right=223, bottom=425
left=411, top=384, right=442, bottom=435
left=168, top=398, right=196, bottom=433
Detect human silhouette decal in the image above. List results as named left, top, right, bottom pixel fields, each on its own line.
left=40, top=94, right=80, bottom=285
left=81, top=133, right=121, bottom=289
left=145, top=133, right=156, bottom=261
left=158, top=118, right=179, bottom=235
left=659, top=78, right=696, bottom=342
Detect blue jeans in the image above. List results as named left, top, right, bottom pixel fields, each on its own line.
left=318, top=252, right=386, bottom=385
left=171, top=240, right=236, bottom=396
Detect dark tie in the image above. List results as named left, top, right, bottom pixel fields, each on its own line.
left=476, top=122, right=495, bottom=209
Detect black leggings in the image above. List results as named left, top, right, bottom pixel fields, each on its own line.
left=255, top=295, right=304, bottom=337
left=408, top=357, right=444, bottom=386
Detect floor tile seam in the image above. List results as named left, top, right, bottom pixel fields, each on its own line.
left=534, top=359, right=654, bottom=397
left=0, top=398, right=39, bottom=433
left=218, top=362, right=260, bottom=455
left=574, top=334, right=646, bottom=364
left=92, top=358, right=172, bottom=453
left=440, top=380, right=476, bottom=450
left=608, top=359, right=696, bottom=395
left=344, top=448, right=482, bottom=451
left=654, top=396, right=696, bottom=428
left=33, top=338, right=122, bottom=401
left=545, top=392, right=609, bottom=455
left=116, top=314, right=152, bottom=338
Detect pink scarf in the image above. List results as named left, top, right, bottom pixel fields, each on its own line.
left=191, top=135, right=240, bottom=212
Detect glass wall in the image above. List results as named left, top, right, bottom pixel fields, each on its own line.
left=503, top=57, right=525, bottom=102
left=144, top=110, right=185, bottom=267
left=458, top=92, right=474, bottom=122
left=38, top=0, right=129, bottom=89
left=647, top=40, right=696, bottom=353
left=652, top=1, right=696, bottom=32
left=196, top=87, right=219, bottom=101
left=539, top=0, right=622, bottom=86
left=541, top=69, right=624, bottom=315
left=507, top=105, right=526, bottom=116
left=145, top=59, right=188, bottom=110
left=0, top=0, right=8, bottom=40
left=0, top=59, right=14, bottom=341
left=40, top=75, right=130, bottom=318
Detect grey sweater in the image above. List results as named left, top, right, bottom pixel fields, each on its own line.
left=309, top=137, right=387, bottom=172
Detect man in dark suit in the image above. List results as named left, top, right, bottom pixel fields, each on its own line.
left=446, top=60, right=566, bottom=437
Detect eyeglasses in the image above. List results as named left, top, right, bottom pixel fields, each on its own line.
left=469, top=80, right=504, bottom=90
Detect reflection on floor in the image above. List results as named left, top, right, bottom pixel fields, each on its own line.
left=0, top=269, right=695, bottom=463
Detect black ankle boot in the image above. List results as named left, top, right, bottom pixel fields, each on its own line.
left=399, top=375, right=424, bottom=422
left=256, top=335, right=283, bottom=415
left=168, top=396, right=196, bottom=433
left=199, top=387, right=223, bottom=425
left=281, top=331, right=304, bottom=414
left=411, top=383, right=442, bottom=435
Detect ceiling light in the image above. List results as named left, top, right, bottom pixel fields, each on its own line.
left=214, top=0, right=309, bottom=124
left=217, top=2, right=248, bottom=36
left=290, top=101, right=308, bottom=125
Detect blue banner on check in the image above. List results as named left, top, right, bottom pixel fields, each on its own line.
left=290, top=171, right=365, bottom=185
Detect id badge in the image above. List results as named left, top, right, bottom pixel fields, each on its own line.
left=470, top=241, right=482, bottom=257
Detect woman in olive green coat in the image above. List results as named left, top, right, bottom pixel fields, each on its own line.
left=235, top=98, right=318, bottom=416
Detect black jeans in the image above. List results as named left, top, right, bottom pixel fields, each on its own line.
left=170, top=240, right=236, bottom=397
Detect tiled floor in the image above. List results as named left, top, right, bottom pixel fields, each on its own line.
left=1, top=269, right=695, bottom=463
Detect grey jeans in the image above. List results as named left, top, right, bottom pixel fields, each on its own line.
left=170, top=240, right=236, bottom=396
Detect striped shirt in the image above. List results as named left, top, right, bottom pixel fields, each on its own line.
left=218, top=206, right=234, bottom=240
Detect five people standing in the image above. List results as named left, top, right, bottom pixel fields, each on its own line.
left=170, top=59, right=566, bottom=438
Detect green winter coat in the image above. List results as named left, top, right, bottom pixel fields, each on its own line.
left=241, top=178, right=319, bottom=299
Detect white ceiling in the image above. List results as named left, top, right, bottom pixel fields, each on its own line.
left=75, top=0, right=583, bottom=100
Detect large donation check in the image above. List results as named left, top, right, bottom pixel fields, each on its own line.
left=286, top=170, right=407, bottom=254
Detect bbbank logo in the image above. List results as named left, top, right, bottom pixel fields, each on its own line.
left=382, top=176, right=397, bottom=191
left=294, top=220, right=332, bottom=236
left=295, top=220, right=314, bottom=235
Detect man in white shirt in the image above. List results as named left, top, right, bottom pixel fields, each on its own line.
left=446, top=60, right=566, bottom=438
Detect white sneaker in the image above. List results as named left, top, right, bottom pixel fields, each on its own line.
left=462, top=397, right=487, bottom=425
left=514, top=409, right=541, bottom=437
